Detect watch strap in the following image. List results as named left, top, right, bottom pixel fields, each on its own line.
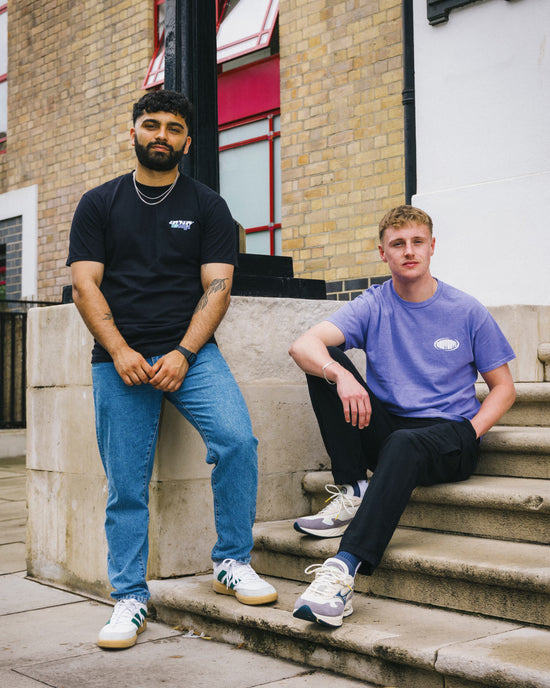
left=175, top=345, right=197, bottom=365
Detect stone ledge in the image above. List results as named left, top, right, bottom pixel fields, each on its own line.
left=148, top=575, right=550, bottom=688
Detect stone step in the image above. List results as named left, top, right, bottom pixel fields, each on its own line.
left=477, top=381, right=550, bottom=427
left=301, top=471, right=550, bottom=544
left=148, top=574, right=550, bottom=688
left=477, top=426, right=550, bottom=479
left=251, top=521, right=550, bottom=627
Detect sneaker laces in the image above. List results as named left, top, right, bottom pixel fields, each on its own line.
left=218, top=559, right=260, bottom=589
left=304, top=562, right=353, bottom=597
left=110, top=599, right=145, bottom=625
left=318, top=484, right=359, bottom=517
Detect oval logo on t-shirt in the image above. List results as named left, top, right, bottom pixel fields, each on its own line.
left=434, top=337, right=460, bottom=351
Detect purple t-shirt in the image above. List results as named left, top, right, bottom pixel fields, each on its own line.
left=327, top=279, right=515, bottom=421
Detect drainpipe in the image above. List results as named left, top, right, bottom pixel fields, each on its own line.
left=402, top=0, right=417, bottom=204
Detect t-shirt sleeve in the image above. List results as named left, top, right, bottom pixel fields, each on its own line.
left=66, top=192, right=106, bottom=266
left=199, top=189, right=238, bottom=267
left=326, top=291, right=372, bottom=351
left=472, top=310, right=515, bottom=373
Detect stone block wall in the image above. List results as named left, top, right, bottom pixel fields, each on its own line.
left=26, top=299, right=549, bottom=600
left=26, top=298, right=344, bottom=599
left=279, top=0, right=403, bottom=286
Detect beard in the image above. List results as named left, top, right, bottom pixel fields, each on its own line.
left=134, top=137, right=185, bottom=172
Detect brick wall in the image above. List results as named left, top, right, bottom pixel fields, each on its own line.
left=0, top=1, right=405, bottom=302
left=279, top=0, right=404, bottom=297
left=0, top=1, right=152, bottom=301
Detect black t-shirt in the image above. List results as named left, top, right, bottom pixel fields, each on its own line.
left=67, top=172, right=237, bottom=363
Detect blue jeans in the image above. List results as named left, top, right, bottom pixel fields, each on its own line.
left=92, top=343, right=258, bottom=602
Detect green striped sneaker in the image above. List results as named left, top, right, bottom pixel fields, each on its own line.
left=213, top=559, right=278, bottom=605
left=97, top=598, right=147, bottom=649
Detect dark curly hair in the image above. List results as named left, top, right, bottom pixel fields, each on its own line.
left=132, top=90, right=193, bottom=127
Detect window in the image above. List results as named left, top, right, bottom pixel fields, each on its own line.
left=141, top=0, right=281, bottom=256
left=217, top=0, right=279, bottom=64
left=219, top=113, right=281, bottom=255
left=0, top=4, right=7, bottom=153
left=142, top=0, right=165, bottom=89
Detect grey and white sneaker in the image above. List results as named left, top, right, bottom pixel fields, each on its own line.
left=213, top=559, right=278, bottom=605
left=293, top=558, right=355, bottom=627
left=97, top=598, right=147, bottom=649
left=294, top=484, right=363, bottom=537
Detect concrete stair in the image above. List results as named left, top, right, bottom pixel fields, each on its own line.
left=149, top=383, right=550, bottom=687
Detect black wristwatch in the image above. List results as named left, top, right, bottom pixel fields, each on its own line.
left=175, top=345, right=197, bottom=366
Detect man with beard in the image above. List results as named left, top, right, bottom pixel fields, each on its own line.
left=67, top=90, right=277, bottom=650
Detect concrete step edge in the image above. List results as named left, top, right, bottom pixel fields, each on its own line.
left=477, top=381, right=550, bottom=402
left=253, top=521, right=550, bottom=593
left=481, top=426, right=550, bottom=453
left=301, top=472, right=550, bottom=514
left=148, top=575, right=550, bottom=688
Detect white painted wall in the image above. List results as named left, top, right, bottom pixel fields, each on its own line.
left=412, top=0, right=550, bottom=305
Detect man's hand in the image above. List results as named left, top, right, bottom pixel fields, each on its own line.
left=334, top=367, right=372, bottom=429
left=112, top=346, right=154, bottom=386
left=148, top=350, right=188, bottom=392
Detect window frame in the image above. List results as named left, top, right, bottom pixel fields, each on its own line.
left=219, top=110, right=281, bottom=255
left=216, top=0, right=279, bottom=65
left=142, top=0, right=165, bottom=89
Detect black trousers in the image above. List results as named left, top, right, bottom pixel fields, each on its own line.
left=306, top=347, right=480, bottom=574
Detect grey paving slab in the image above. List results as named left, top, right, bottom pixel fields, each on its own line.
left=15, top=634, right=336, bottom=688
left=0, top=500, right=26, bottom=522
left=0, top=668, right=50, bottom=687
left=262, top=673, right=377, bottom=687
left=0, top=476, right=27, bottom=500
left=0, top=541, right=26, bottom=574
left=0, top=518, right=26, bottom=545
left=0, top=599, right=180, bottom=670
left=0, top=458, right=26, bottom=472
left=0, top=573, right=87, bottom=614
left=0, top=468, right=25, bottom=478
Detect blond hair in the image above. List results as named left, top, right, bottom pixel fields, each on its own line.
left=378, top=205, right=433, bottom=242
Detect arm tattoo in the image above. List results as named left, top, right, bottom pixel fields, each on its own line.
left=102, top=312, right=113, bottom=321
left=194, top=278, right=228, bottom=313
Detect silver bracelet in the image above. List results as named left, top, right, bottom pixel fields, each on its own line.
left=322, top=360, right=337, bottom=384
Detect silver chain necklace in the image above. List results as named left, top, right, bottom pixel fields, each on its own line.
left=132, top=170, right=180, bottom=206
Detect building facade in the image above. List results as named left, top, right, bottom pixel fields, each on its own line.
left=0, top=0, right=548, bottom=306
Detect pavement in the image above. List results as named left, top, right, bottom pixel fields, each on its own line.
left=0, top=456, right=377, bottom=688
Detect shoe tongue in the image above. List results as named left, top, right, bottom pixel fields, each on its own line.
left=339, top=484, right=356, bottom=497
left=324, top=557, right=348, bottom=574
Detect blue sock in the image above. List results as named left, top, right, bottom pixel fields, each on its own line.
left=350, top=480, right=368, bottom=498
left=334, top=551, right=362, bottom=576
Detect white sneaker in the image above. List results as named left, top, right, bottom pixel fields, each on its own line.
left=213, top=559, right=278, bottom=605
left=294, top=484, right=363, bottom=537
left=293, top=558, right=355, bottom=627
left=97, top=598, right=147, bottom=649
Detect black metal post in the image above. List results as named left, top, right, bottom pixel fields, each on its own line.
left=402, top=0, right=417, bottom=204
left=164, top=0, right=219, bottom=192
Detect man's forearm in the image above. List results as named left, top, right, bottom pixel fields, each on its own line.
left=179, top=277, right=231, bottom=353
left=470, top=385, right=516, bottom=438
left=72, top=283, right=128, bottom=357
